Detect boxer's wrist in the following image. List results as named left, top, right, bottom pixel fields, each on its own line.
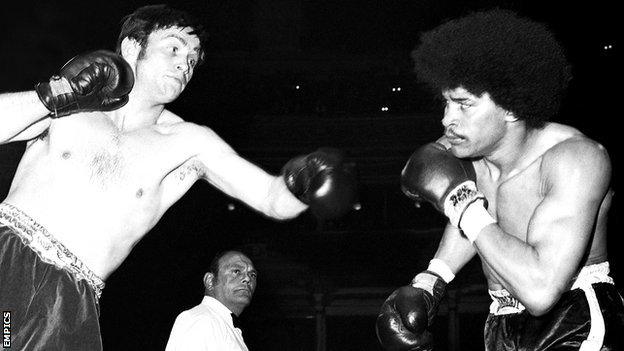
left=459, top=200, right=496, bottom=243
left=443, top=180, right=485, bottom=227
left=427, top=258, right=455, bottom=283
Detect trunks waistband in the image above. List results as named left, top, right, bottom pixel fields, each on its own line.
left=488, top=262, right=614, bottom=316
left=0, top=202, right=105, bottom=299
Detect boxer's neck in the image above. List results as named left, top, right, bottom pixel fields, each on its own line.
left=106, top=99, right=164, bottom=131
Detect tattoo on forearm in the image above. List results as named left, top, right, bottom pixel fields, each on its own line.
left=178, top=161, right=205, bottom=181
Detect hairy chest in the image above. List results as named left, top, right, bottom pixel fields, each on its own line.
left=46, top=114, right=174, bottom=190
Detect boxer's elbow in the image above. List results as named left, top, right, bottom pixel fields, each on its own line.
left=524, top=297, right=557, bottom=317
left=521, top=284, right=565, bottom=316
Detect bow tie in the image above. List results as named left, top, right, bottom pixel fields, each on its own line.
left=231, top=313, right=242, bottom=330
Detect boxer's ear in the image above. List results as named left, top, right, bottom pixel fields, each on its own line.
left=504, top=110, right=518, bottom=122
left=120, top=37, right=141, bottom=66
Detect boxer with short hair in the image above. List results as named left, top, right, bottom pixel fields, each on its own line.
left=376, top=9, right=624, bottom=351
left=0, top=5, right=356, bottom=349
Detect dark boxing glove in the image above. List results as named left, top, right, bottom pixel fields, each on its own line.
left=376, top=272, right=447, bottom=351
left=281, top=148, right=357, bottom=219
left=35, top=50, right=134, bottom=118
left=401, top=142, right=495, bottom=242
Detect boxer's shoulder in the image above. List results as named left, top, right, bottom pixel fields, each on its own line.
left=537, top=131, right=611, bottom=194
left=541, top=134, right=609, bottom=172
left=157, top=109, right=185, bottom=124
left=512, top=123, right=606, bottom=177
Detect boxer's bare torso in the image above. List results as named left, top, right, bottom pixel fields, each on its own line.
left=474, top=123, right=611, bottom=291
left=5, top=110, right=212, bottom=279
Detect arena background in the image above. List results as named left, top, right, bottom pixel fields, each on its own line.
left=0, top=1, right=619, bottom=350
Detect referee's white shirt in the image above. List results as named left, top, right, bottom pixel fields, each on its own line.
left=166, top=296, right=249, bottom=351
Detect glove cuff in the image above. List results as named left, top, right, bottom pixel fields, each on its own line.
left=460, top=200, right=496, bottom=243
left=35, top=76, right=76, bottom=118
left=281, top=156, right=310, bottom=201
left=411, top=272, right=446, bottom=297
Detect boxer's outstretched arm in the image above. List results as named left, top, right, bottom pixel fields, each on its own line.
left=199, top=149, right=308, bottom=220
left=157, top=121, right=307, bottom=220
left=159, top=119, right=355, bottom=220
left=0, top=91, right=51, bottom=143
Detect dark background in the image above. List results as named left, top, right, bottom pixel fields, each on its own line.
left=0, top=1, right=620, bottom=350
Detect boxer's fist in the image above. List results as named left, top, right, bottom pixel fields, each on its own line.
left=281, top=148, right=356, bottom=219
left=376, top=272, right=446, bottom=351
left=36, top=50, right=134, bottom=118
left=401, top=142, right=486, bottom=228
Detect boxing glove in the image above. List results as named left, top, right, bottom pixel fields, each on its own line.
left=401, top=142, right=495, bottom=241
left=35, top=50, right=134, bottom=118
left=376, top=272, right=446, bottom=351
left=281, top=148, right=357, bottom=219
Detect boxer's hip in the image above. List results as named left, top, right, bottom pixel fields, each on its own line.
left=0, top=202, right=104, bottom=298
left=0, top=202, right=105, bottom=350
left=484, top=262, right=624, bottom=351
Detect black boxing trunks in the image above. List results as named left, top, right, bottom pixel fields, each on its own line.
left=0, top=203, right=105, bottom=350
left=484, top=262, right=624, bottom=351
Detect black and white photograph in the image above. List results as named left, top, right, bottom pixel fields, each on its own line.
left=1, top=1, right=621, bottom=350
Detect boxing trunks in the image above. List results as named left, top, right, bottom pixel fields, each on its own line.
left=0, top=203, right=105, bottom=350
left=484, top=262, right=624, bottom=351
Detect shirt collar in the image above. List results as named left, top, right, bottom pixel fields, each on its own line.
left=201, top=295, right=234, bottom=320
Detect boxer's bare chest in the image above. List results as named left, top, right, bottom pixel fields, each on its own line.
left=45, top=113, right=170, bottom=191
left=6, top=113, right=200, bottom=276
left=477, top=158, right=545, bottom=241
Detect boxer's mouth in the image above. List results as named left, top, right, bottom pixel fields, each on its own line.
left=445, top=131, right=465, bottom=144
left=165, top=74, right=186, bottom=86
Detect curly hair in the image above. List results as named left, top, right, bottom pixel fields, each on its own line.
left=411, top=9, right=571, bottom=129
left=115, top=4, right=209, bottom=66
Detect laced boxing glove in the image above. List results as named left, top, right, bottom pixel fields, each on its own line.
left=401, top=142, right=495, bottom=242
left=281, top=148, right=357, bottom=219
left=376, top=271, right=447, bottom=351
left=35, top=50, right=134, bottom=118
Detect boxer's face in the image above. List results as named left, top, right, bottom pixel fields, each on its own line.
left=133, top=26, right=201, bottom=103
left=212, top=252, right=257, bottom=311
left=441, top=87, right=512, bottom=158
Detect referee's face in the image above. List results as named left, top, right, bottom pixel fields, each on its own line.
left=213, top=252, right=257, bottom=312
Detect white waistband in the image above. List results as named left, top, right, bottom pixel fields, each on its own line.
left=0, top=202, right=105, bottom=299
left=488, top=262, right=614, bottom=316
left=571, top=261, right=613, bottom=290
